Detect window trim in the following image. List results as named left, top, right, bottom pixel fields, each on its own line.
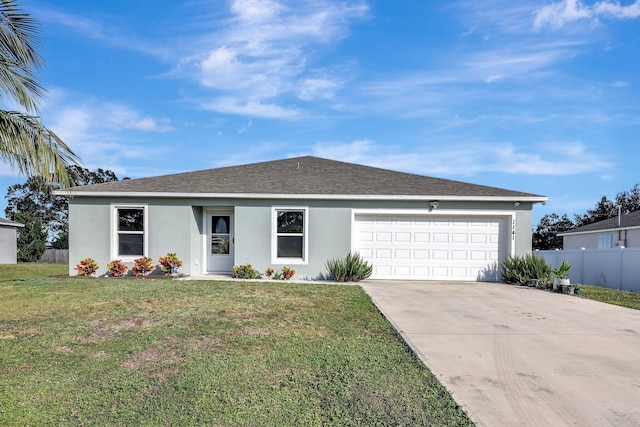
left=271, top=206, right=308, bottom=265
left=111, top=204, right=148, bottom=260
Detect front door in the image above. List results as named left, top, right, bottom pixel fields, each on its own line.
left=207, top=211, right=234, bottom=273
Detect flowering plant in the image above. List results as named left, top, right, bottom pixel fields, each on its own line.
left=233, top=264, right=262, bottom=279
left=265, top=266, right=295, bottom=280
left=133, top=257, right=154, bottom=277
left=106, top=259, right=128, bottom=277
left=76, top=258, right=99, bottom=276
left=158, top=253, right=183, bottom=276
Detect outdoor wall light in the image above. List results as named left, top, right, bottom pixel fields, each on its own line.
left=514, top=201, right=520, bottom=206
left=429, top=200, right=439, bottom=209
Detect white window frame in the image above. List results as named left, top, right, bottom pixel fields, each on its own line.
left=111, top=204, right=148, bottom=261
left=598, top=234, right=612, bottom=249
left=271, top=206, right=309, bottom=265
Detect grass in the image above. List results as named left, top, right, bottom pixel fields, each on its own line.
left=0, top=264, right=472, bottom=426
left=578, top=285, right=640, bottom=310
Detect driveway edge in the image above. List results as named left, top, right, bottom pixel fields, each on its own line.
left=363, top=287, right=485, bottom=427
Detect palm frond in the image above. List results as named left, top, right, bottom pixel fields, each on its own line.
left=0, top=110, right=80, bottom=187
left=0, top=0, right=44, bottom=111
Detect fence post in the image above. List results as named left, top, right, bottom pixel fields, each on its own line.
left=581, top=247, right=585, bottom=285
left=620, top=246, right=625, bottom=291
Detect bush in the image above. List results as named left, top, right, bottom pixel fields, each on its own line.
left=76, top=258, right=99, bottom=277
left=326, top=252, right=373, bottom=282
left=233, top=264, right=261, bottom=279
left=158, top=253, right=183, bottom=276
left=132, top=257, right=154, bottom=277
left=15, top=212, right=47, bottom=262
left=106, top=259, right=128, bottom=277
left=501, top=254, right=551, bottom=288
left=264, top=266, right=296, bottom=280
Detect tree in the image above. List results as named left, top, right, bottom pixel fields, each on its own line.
left=51, top=232, right=68, bottom=249
left=0, top=0, right=79, bottom=186
left=533, top=213, right=575, bottom=250
left=4, top=166, right=124, bottom=241
left=14, top=211, right=46, bottom=262
left=615, top=183, right=640, bottom=215
left=574, top=196, right=617, bottom=228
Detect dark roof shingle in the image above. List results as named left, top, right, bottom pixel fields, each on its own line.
left=65, top=156, right=545, bottom=200
left=563, top=210, right=640, bottom=234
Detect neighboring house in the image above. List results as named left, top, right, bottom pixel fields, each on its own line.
left=0, top=217, right=24, bottom=264
left=559, top=210, right=640, bottom=250
left=61, top=156, right=547, bottom=281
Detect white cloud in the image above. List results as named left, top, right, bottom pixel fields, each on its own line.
left=534, top=0, right=640, bottom=30
left=309, top=140, right=612, bottom=177
left=39, top=91, right=174, bottom=173
left=297, top=77, right=341, bottom=100
left=36, top=8, right=171, bottom=59
left=357, top=39, right=584, bottom=118
left=231, top=0, right=283, bottom=22
left=202, top=97, right=301, bottom=119
left=595, top=1, right=640, bottom=18
left=176, top=0, right=368, bottom=117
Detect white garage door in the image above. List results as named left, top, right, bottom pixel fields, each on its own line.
left=354, top=214, right=509, bottom=281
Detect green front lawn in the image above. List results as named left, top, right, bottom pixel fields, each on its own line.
left=0, top=264, right=472, bottom=426
left=579, top=285, right=640, bottom=310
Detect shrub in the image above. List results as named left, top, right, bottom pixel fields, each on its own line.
left=233, top=264, right=262, bottom=279
left=158, top=253, right=183, bottom=276
left=501, top=254, right=551, bottom=288
left=281, top=267, right=295, bottom=280
left=264, top=266, right=296, bottom=280
left=76, top=258, right=99, bottom=277
left=132, top=257, right=154, bottom=277
left=552, top=260, right=571, bottom=280
left=106, top=259, right=128, bottom=277
left=325, top=252, right=373, bottom=282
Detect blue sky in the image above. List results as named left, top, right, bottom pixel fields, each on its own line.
left=1, top=0, right=640, bottom=225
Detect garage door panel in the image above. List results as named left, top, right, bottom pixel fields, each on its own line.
left=433, top=233, right=449, bottom=243
left=414, top=249, right=429, bottom=259
left=395, top=249, right=411, bottom=259
left=414, top=232, right=430, bottom=242
left=452, top=250, right=468, bottom=260
left=376, top=232, right=392, bottom=242
left=471, top=234, right=487, bottom=244
left=375, top=248, right=392, bottom=258
left=394, top=266, right=411, bottom=276
left=358, top=231, right=374, bottom=242
left=355, top=214, right=508, bottom=281
left=395, top=232, right=411, bottom=242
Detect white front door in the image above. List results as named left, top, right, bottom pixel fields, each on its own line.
left=207, top=211, right=234, bottom=273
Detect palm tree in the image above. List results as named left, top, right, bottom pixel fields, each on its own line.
left=0, top=0, right=79, bottom=186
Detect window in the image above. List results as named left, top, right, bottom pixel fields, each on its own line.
left=112, top=205, right=147, bottom=259
left=598, top=234, right=612, bottom=249
left=272, top=207, right=308, bottom=264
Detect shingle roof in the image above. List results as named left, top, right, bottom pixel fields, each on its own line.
left=562, top=210, right=640, bottom=234
left=0, top=217, right=24, bottom=227
left=63, top=156, right=546, bottom=200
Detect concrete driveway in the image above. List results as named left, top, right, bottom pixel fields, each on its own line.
left=361, top=281, right=640, bottom=427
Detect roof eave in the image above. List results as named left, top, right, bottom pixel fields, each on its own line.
left=559, top=224, right=640, bottom=236
left=55, top=190, right=548, bottom=203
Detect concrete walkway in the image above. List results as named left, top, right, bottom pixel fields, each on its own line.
left=360, top=281, right=640, bottom=427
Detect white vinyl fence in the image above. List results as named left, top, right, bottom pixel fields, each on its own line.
left=534, top=248, right=640, bottom=293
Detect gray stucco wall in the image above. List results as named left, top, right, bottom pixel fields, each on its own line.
left=563, top=229, right=640, bottom=250
left=69, top=198, right=204, bottom=276
left=68, top=197, right=538, bottom=278
left=0, top=226, right=18, bottom=264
